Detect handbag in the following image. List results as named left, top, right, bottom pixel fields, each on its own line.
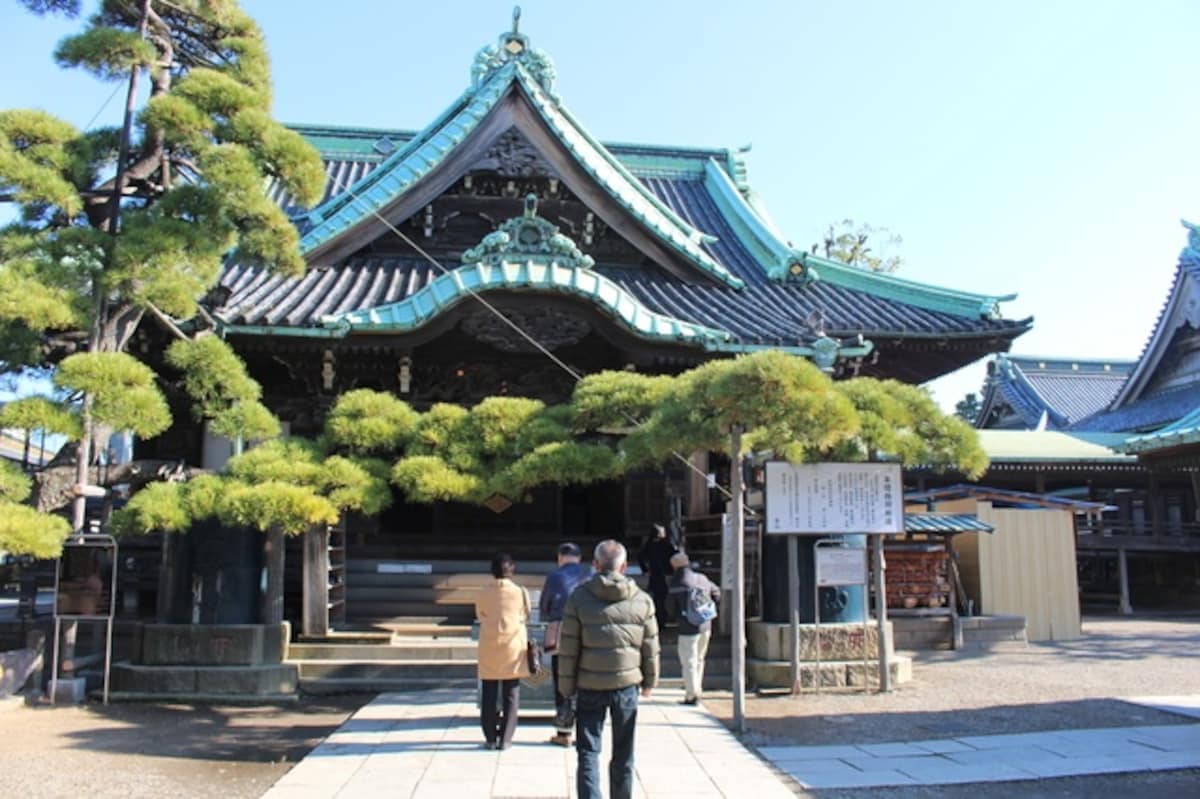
left=526, top=639, right=542, bottom=676
left=523, top=639, right=551, bottom=687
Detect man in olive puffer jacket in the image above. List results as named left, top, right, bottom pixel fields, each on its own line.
left=558, top=539, right=659, bottom=799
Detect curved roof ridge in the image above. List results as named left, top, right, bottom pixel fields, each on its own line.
left=510, top=65, right=743, bottom=289
left=296, top=66, right=514, bottom=251
left=319, top=260, right=735, bottom=346
left=1111, top=223, right=1200, bottom=407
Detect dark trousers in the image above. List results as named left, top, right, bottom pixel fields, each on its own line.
left=480, top=678, right=520, bottom=745
left=552, top=654, right=577, bottom=733
left=576, top=685, right=639, bottom=799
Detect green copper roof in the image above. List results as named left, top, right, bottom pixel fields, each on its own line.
left=295, top=47, right=744, bottom=289
left=701, top=158, right=1015, bottom=319
left=1120, top=405, right=1200, bottom=454
left=318, top=259, right=734, bottom=345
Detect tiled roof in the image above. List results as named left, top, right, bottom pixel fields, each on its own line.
left=1111, top=230, right=1200, bottom=407
left=1121, top=403, right=1200, bottom=453
left=223, top=30, right=1031, bottom=373
left=978, top=354, right=1132, bottom=429
left=220, top=177, right=1027, bottom=346
left=1073, top=384, right=1200, bottom=433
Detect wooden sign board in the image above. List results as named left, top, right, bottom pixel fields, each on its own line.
left=765, top=462, right=903, bottom=535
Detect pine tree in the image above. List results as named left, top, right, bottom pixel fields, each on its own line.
left=0, top=0, right=324, bottom=556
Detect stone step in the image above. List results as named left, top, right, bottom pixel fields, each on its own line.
left=291, top=659, right=478, bottom=681
left=347, top=559, right=557, bottom=575
left=349, top=600, right=478, bottom=619
left=111, top=662, right=299, bottom=696
left=342, top=617, right=475, bottom=637
left=299, top=677, right=477, bottom=695
left=288, top=641, right=478, bottom=661
left=345, top=572, right=548, bottom=589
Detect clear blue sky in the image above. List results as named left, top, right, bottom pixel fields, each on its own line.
left=3, top=0, right=1198, bottom=410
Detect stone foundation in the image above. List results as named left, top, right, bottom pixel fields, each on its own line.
left=748, top=620, right=894, bottom=661
left=109, top=622, right=296, bottom=702
left=746, top=620, right=912, bottom=689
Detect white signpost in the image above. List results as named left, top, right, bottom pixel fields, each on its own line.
left=764, top=462, right=902, bottom=694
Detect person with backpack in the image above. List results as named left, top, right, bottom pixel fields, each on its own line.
left=666, top=551, right=720, bottom=706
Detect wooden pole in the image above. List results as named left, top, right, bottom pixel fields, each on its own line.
left=788, top=534, right=800, bottom=695
left=730, top=425, right=746, bottom=734
left=1117, top=547, right=1132, bottom=616
left=872, top=534, right=892, bottom=692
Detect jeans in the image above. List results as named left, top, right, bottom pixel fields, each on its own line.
left=552, top=654, right=573, bottom=734
left=677, top=629, right=711, bottom=700
left=480, top=678, right=520, bottom=745
left=576, top=684, right=639, bottom=799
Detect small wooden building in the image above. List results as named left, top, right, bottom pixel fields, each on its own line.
left=906, top=486, right=1108, bottom=642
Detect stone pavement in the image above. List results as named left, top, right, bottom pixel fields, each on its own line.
left=760, top=708, right=1200, bottom=790
left=260, top=688, right=797, bottom=798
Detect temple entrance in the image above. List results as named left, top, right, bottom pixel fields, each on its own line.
left=331, top=479, right=626, bottom=630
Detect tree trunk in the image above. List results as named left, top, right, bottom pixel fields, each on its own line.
left=156, top=531, right=178, bottom=623
left=259, top=526, right=286, bottom=626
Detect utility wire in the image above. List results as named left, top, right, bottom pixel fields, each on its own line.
left=317, top=167, right=756, bottom=517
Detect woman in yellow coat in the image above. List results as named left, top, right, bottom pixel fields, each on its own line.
left=475, top=552, right=530, bottom=749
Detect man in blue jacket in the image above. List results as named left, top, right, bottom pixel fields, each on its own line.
left=541, top=541, right=592, bottom=746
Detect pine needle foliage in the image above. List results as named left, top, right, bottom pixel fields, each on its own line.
left=54, top=351, right=170, bottom=437
left=324, top=389, right=419, bottom=455
left=1, top=0, right=325, bottom=540
left=0, top=395, right=82, bottom=440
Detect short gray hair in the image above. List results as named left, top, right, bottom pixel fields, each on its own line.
left=593, top=539, right=627, bottom=573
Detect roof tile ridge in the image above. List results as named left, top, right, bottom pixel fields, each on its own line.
left=1111, top=253, right=1194, bottom=409
left=701, top=158, right=799, bottom=280
left=803, top=252, right=1018, bottom=321
left=510, top=65, right=744, bottom=290
left=296, top=64, right=517, bottom=250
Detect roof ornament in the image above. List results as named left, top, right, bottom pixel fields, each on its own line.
left=462, top=193, right=595, bottom=269
left=471, top=7, right=558, bottom=98
left=1181, top=219, right=1200, bottom=265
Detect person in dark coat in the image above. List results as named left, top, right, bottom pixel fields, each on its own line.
left=666, top=552, right=721, bottom=705
left=559, top=540, right=659, bottom=799
left=637, top=523, right=677, bottom=626
left=540, top=541, right=592, bottom=746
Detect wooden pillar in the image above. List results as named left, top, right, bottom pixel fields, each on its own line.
left=1147, top=474, right=1162, bottom=536
left=302, top=526, right=330, bottom=637
left=1117, top=548, right=1133, bottom=616
left=1191, top=472, right=1200, bottom=523
left=156, top=531, right=178, bottom=623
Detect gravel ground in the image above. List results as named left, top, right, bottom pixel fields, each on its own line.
left=0, top=696, right=368, bottom=799
left=0, top=615, right=1196, bottom=799
left=703, top=614, right=1200, bottom=798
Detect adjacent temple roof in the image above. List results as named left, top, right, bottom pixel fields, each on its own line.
left=211, top=19, right=1030, bottom=381
left=976, top=222, right=1200, bottom=456
left=975, top=354, right=1133, bottom=430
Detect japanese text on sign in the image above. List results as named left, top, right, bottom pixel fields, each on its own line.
left=765, top=462, right=903, bottom=534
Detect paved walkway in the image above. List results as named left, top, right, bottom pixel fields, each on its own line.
left=260, top=688, right=797, bottom=798
left=760, top=707, right=1200, bottom=789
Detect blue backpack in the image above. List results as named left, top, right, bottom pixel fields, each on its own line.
left=683, top=585, right=718, bottom=627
